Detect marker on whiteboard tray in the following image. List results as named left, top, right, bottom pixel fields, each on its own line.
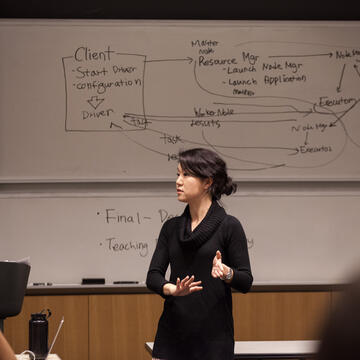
left=113, top=281, right=139, bottom=284
left=81, top=278, right=105, bottom=285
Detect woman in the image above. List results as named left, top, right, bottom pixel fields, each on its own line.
left=146, top=148, right=253, bottom=360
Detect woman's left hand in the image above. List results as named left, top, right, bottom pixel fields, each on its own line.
left=211, top=250, right=225, bottom=278
left=212, top=250, right=233, bottom=282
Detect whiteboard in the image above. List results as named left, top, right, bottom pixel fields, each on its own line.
left=1, top=192, right=360, bottom=285
left=1, top=20, right=360, bottom=181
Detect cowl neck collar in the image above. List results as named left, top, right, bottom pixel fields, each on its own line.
left=179, top=201, right=226, bottom=250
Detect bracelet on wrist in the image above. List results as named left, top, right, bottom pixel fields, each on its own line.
left=222, top=267, right=233, bottom=281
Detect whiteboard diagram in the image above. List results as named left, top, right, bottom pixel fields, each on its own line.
left=62, top=27, right=360, bottom=178
left=1, top=21, right=360, bottom=181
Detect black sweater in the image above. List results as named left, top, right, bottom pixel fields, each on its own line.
left=146, top=201, right=253, bottom=360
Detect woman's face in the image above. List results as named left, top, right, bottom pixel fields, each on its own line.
left=176, top=164, right=211, bottom=204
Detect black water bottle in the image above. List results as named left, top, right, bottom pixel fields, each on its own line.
left=29, top=309, right=51, bottom=359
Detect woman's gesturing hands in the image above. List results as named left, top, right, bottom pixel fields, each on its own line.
left=163, top=275, right=203, bottom=296
left=212, top=250, right=233, bottom=282
left=163, top=250, right=233, bottom=296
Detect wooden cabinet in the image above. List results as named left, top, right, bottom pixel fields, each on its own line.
left=4, top=290, right=333, bottom=360
left=89, top=294, right=163, bottom=360
left=233, top=291, right=331, bottom=340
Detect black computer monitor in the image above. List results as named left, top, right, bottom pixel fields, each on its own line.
left=0, top=261, right=31, bottom=332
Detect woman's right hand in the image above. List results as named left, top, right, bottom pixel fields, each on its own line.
left=163, top=275, right=203, bottom=296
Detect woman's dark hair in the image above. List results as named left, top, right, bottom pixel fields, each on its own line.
left=178, top=148, right=237, bottom=200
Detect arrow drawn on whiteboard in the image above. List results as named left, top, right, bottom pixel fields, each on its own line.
left=116, top=130, right=170, bottom=158
left=329, top=98, right=360, bottom=127
left=123, top=112, right=302, bottom=123
left=268, top=52, right=333, bottom=58
left=213, top=101, right=313, bottom=117
left=87, top=95, right=105, bottom=110
left=132, top=125, right=299, bottom=158
left=201, top=130, right=288, bottom=170
left=336, top=64, right=346, bottom=93
left=144, top=56, right=193, bottom=64
left=109, top=122, right=123, bottom=130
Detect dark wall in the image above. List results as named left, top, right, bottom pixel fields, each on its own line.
left=2, top=0, right=360, bottom=20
